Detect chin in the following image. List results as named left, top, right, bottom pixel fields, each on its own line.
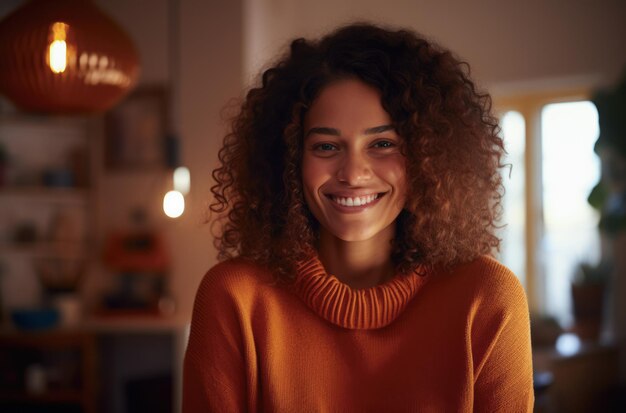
left=324, top=226, right=380, bottom=243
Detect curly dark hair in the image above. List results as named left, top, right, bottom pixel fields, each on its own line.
left=210, top=22, right=505, bottom=280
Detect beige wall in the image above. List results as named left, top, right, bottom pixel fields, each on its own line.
left=175, top=0, right=243, bottom=317
left=244, top=0, right=626, bottom=93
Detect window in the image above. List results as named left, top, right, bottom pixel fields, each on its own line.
left=498, top=111, right=526, bottom=286
left=541, top=101, right=601, bottom=325
left=496, top=93, right=602, bottom=327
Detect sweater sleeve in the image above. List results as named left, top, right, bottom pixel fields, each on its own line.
left=183, top=265, right=249, bottom=413
left=471, top=264, right=534, bottom=412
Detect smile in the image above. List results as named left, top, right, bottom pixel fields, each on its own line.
left=328, top=193, right=382, bottom=207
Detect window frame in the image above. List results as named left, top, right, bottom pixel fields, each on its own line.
left=493, top=87, right=594, bottom=315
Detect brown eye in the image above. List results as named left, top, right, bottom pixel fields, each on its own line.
left=314, top=143, right=338, bottom=151
left=372, top=140, right=396, bottom=148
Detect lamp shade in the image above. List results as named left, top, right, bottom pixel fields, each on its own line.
left=0, top=0, right=140, bottom=113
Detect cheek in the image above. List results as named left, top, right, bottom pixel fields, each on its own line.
left=397, top=162, right=408, bottom=194
left=381, top=156, right=408, bottom=194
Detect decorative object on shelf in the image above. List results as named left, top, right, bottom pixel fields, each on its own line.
left=35, top=257, right=85, bottom=295
left=104, top=230, right=169, bottom=273
left=101, top=209, right=170, bottom=315
left=105, top=86, right=167, bottom=170
left=50, top=293, right=81, bottom=327
left=10, top=307, right=59, bottom=330
left=42, top=167, right=74, bottom=188
left=33, top=243, right=85, bottom=327
left=0, top=0, right=140, bottom=113
left=0, top=116, right=93, bottom=329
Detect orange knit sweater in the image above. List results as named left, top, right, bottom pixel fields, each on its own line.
left=183, top=255, right=534, bottom=412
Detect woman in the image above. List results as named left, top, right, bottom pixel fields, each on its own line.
left=184, top=23, right=534, bottom=412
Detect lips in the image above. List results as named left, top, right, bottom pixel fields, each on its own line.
left=326, top=192, right=385, bottom=208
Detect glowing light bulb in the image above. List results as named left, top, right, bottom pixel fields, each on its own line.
left=173, top=166, right=190, bottom=195
left=49, top=40, right=67, bottom=73
left=163, top=190, right=185, bottom=218
left=48, top=22, right=69, bottom=74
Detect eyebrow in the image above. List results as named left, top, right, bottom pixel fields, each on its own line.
left=305, top=124, right=394, bottom=138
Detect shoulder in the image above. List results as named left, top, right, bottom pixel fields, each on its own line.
left=456, top=255, right=524, bottom=296
left=439, top=256, right=531, bottom=345
left=202, top=259, right=274, bottom=287
left=194, top=259, right=276, bottom=307
left=433, top=255, right=528, bottom=312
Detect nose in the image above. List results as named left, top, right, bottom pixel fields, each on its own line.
left=336, top=150, right=372, bottom=185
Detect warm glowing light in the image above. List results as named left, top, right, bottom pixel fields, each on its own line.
left=48, top=22, right=69, bottom=74
left=48, top=22, right=70, bottom=73
left=49, top=40, right=67, bottom=73
left=0, top=0, right=140, bottom=112
left=163, top=190, right=185, bottom=218
left=89, top=53, right=98, bottom=68
left=51, top=22, right=67, bottom=40
left=45, top=22, right=127, bottom=85
left=173, top=166, right=190, bottom=195
left=79, top=52, right=88, bottom=69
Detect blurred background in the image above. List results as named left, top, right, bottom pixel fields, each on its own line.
left=0, top=0, right=624, bottom=412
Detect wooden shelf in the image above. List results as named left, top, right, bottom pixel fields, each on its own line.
left=0, top=113, right=92, bottom=128
left=0, top=241, right=87, bottom=257
left=0, top=330, right=97, bottom=413
left=0, top=186, right=89, bottom=203
left=83, top=316, right=189, bottom=333
left=0, top=114, right=98, bottom=413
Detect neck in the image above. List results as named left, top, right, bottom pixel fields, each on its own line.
left=317, top=225, right=396, bottom=289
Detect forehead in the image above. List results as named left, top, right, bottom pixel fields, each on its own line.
left=304, top=79, right=392, bottom=130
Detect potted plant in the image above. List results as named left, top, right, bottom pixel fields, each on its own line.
left=571, top=262, right=610, bottom=340
left=579, top=71, right=626, bottom=342
left=588, top=70, right=626, bottom=234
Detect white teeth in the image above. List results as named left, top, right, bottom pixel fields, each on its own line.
left=331, top=194, right=379, bottom=207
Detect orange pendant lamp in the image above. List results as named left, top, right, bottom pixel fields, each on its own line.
left=0, top=0, right=140, bottom=114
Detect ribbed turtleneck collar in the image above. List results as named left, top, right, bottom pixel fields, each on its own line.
left=291, top=255, right=430, bottom=330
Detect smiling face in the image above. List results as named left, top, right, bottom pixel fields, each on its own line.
left=301, top=78, right=407, bottom=243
